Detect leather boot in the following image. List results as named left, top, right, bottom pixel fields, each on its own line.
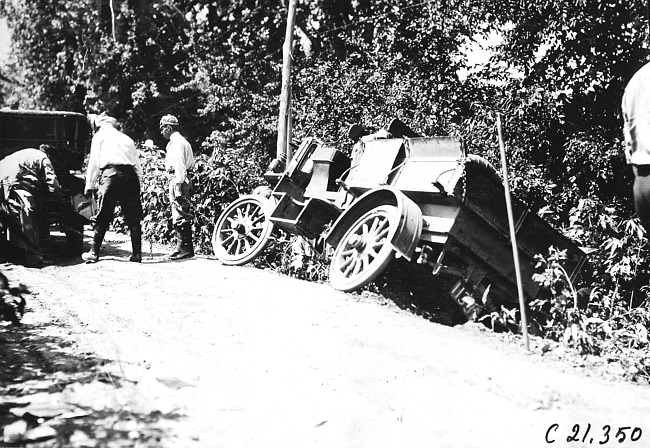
left=183, top=223, right=195, bottom=257
left=129, top=224, right=142, bottom=262
left=170, top=223, right=194, bottom=260
left=169, top=225, right=184, bottom=258
left=82, top=226, right=106, bottom=263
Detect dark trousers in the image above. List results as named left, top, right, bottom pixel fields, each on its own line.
left=0, top=184, right=47, bottom=258
left=633, top=165, right=650, bottom=233
left=95, top=165, right=143, bottom=229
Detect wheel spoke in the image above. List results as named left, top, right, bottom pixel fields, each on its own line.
left=342, top=257, right=357, bottom=275
left=362, top=252, right=371, bottom=269
left=351, top=258, right=362, bottom=275
left=225, top=238, right=237, bottom=253
left=375, top=226, right=389, bottom=240
left=221, top=233, right=236, bottom=246
left=251, top=212, right=265, bottom=224
left=339, top=254, right=354, bottom=270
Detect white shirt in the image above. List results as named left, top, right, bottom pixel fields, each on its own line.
left=165, top=131, right=195, bottom=184
left=85, top=124, right=142, bottom=190
left=623, top=62, right=650, bottom=165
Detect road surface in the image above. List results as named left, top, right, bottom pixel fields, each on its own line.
left=1, top=232, right=650, bottom=448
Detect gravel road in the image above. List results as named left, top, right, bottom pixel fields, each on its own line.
left=2, top=231, right=650, bottom=448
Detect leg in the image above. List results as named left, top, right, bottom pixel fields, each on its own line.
left=82, top=224, right=107, bottom=263
left=82, top=170, right=117, bottom=263
left=169, top=181, right=194, bottom=260
left=633, top=167, right=650, bottom=235
left=128, top=223, right=142, bottom=262
left=119, top=169, right=144, bottom=262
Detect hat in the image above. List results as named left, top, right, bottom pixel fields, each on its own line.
left=160, top=114, right=179, bottom=128
left=94, top=112, right=117, bottom=129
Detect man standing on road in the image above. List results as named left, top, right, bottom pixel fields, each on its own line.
left=82, top=113, right=143, bottom=263
left=0, top=146, right=61, bottom=268
left=623, top=61, right=650, bottom=234
left=159, top=114, right=195, bottom=260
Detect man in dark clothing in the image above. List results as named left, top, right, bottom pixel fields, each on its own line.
left=82, top=113, right=143, bottom=263
left=0, top=146, right=61, bottom=267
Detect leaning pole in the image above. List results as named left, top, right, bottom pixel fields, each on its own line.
left=277, top=0, right=298, bottom=163
left=497, top=113, right=530, bottom=352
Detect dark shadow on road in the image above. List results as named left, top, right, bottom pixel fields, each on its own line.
left=0, top=316, right=178, bottom=446
left=357, top=258, right=469, bottom=327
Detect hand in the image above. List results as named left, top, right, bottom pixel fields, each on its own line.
left=84, top=188, right=95, bottom=198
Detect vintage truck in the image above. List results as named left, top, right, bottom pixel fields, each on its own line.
left=212, top=119, right=587, bottom=316
left=0, top=109, right=92, bottom=256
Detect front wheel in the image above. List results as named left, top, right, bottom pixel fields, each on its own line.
left=212, top=195, right=274, bottom=265
left=329, top=204, right=399, bottom=292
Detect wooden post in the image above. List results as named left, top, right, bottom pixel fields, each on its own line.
left=497, top=113, right=530, bottom=352
left=277, top=0, right=298, bottom=162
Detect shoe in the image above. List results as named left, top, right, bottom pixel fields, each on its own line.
left=169, top=249, right=194, bottom=261
left=82, top=251, right=99, bottom=263
left=129, top=254, right=142, bottom=263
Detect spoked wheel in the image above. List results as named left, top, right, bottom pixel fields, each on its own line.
left=212, top=195, right=274, bottom=265
left=329, top=204, right=398, bottom=292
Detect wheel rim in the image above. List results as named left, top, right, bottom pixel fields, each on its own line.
left=329, top=204, right=397, bottom=291
left=212, top=196, right=273, bottom=265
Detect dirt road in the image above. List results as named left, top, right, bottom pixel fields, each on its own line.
left=2, top=232, right=650, bottom=448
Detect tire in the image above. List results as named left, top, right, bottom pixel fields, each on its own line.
left=329, top=204, right=398, bottom=292
left=212, top=195, right=274, bottom=265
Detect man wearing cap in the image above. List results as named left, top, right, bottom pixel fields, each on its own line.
left=623, top=61, right=650, bottom=234
left=82, top=112, right=143, bottom=263
left=160, top=114, right=195, bottom=260
left=0, top=145, right=61, bottom=267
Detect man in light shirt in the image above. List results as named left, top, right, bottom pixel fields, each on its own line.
left=82, top=113, right=143, bottom=263
left=160, top=114, right=195, bottom=260
left=623, top=61, right=650, bottom=234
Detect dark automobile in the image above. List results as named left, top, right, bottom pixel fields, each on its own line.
left=0, top=109, right=92, bottom=256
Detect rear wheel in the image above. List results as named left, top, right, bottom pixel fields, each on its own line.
left=329, top=204, right=399, bottom=292
left=212, top=196, right=274, bottom=265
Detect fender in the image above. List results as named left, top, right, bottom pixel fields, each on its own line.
left=325, top=186, right=423, bottom=261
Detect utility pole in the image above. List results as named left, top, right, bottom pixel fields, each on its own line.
left=277, top=0, right=298, bottom=163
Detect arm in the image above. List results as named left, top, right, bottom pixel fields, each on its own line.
left=42, top=156, right=61, bottom=193
left=85, top=135, right=101, bottom=194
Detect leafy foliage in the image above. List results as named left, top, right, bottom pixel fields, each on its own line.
left=0, top=270, right=27, bottom=325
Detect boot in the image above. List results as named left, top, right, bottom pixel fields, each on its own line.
left=169, top=225, right=184, bottom=258
left=82, top=226, right=107, bottom=263
left=184, top=223, right=195, bottom=257
left=169, top=223, right=194, bottom=260
left=129, top=224, right=142, bottom=263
